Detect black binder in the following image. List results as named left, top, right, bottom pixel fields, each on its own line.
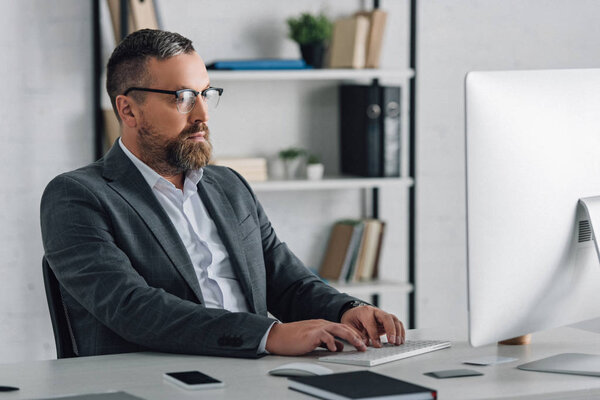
left=339, top=84, right=401, bottom=177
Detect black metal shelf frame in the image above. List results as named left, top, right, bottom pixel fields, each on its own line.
left=92, top=0, right=417, bottom=328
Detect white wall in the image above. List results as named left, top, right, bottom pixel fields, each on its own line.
left=5, top=0, right=600, bottom=363
left=0, top=1, right=93, bottom=362
left=416, top=0, right=600, bottom=331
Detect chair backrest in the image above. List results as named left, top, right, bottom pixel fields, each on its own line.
left=42, top=257, right=78, bottom=358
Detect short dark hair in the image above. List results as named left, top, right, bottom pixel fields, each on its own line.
left=106, top=29, right=195, bottom=121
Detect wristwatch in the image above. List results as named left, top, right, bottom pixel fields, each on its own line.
left=338, top=300, right=371, bottom=321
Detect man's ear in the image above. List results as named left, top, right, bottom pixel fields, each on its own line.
left=115, top=95, right=138, bottom=128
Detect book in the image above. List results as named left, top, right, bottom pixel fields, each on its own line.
left=369, top=221, right=386, bottom=280
left=288, top=370, right=436, bottom=400
left=107, top=0, right=159, bottom=43
left=206, top=59, right=310, bottom=70
left=356, top=219, right=385, bottom=281
left=356, top=10, right=388, bottom=69
left=338, top=221, right=365, bottom=282
left=329, top=15, right=370, bottom=69
left=319, top=220, right=362, bottom=281
left=350, top=220, right=371, bottom=282
left=129, top=0, right=159, bottom=32
left=340, top=84, right=401, bottom=177
left=211, top=158, right=268, bottom=182
left=320, top=219, right=387, bottom=282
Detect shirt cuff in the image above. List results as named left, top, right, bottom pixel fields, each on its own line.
left=258, top=321, right=278, bottom=355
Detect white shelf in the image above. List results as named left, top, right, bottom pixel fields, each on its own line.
left=209, top=68, right=414, bottom=81
left=330, top=280, right=413, bottom=297
left=249, top=176, right=413, bottom=192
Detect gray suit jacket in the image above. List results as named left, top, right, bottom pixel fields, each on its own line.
left=40, top=143, right=357, bottom=358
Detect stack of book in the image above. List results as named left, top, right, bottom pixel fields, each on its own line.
left=206, top=59, right=311, bottom=70
left=319, top=219, right=385, bottom=283
left=211, top=158, right=268, bottom=182
left=107, top=0, right=160, bottom=43
left=329, top=10, right=388, bottom=69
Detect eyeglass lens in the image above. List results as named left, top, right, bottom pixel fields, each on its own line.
left=176, top=89, right=221, bottom=114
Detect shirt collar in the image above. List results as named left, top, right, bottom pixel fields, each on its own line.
left=118, top=138, right=204, bottom=189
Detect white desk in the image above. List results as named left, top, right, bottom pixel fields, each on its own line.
left=1, top=327, right=599, bottom=400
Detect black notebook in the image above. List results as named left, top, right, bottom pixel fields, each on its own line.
left=288, top=370, right=436, bottom=400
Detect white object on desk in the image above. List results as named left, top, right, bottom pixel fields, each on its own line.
left=268, top=362, right=333, bottom=377
left=463, top=356, right=518, bottom=366
left=318, top=340, right=451, bottom=367
left=517, top=353, right=600, bottom=377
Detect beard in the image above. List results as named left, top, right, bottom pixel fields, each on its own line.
left=136, top=121, right=212, bottom=176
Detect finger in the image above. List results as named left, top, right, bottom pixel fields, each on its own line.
left=360, top=313, right=382, bottom=348
left=343, top=318, right=369, bottom=344
left=325, top=324, right=367, bottom=351
left=395, top=317, right=405, bottom=344
left=333, top=340, right=344, bottom=352
left=374, top=311, right=398, bottom=345
left=319, top=332, right=338, bottom=352
left=360, top=326, right=370, bottom=345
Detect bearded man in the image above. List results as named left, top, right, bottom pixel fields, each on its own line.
left=40, top=29, right=404, bottom=358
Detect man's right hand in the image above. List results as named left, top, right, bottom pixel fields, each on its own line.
left=265, top=319, right=368, bottom=356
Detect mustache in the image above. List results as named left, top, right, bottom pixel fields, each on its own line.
left=180, top=122, right=209, bottom=138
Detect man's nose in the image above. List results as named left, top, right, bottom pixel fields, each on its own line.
left=190, top=96, right=209, bottom=123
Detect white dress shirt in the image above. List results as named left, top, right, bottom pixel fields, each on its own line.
left=118, top=139, right=273, bottom=352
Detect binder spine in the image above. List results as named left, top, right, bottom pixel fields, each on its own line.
left=382, top=87, right=401, bottom=177
left=339, top=84, right=383, bottom=177
left=366, top=84, right=382, bottom=177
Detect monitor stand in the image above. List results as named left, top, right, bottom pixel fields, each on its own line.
left=518, top=353, right=600, bottom=377
left=514, top=197, right=600, bottom=377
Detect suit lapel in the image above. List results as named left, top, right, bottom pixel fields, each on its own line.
left=197, top=174, right=257, bottom=313
left=102, top=144, right=205, bottom=304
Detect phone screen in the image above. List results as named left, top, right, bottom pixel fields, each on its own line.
left=165, top=371, right=222, bottom=385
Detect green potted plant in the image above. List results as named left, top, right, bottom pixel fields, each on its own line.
left=286, top=12, right=333, bottom=68
left=279, top=147, right=306, bottom=179
left=306, top=153, right=324, bottom=180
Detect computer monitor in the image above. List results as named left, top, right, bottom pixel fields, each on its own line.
left=465, top=68, right=600, bottom=348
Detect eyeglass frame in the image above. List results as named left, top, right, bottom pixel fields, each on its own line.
left=123, top=87, right=224, bottom=114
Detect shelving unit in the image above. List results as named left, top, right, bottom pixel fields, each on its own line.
left=330, top=280, right=413, bottom=298
left=92, top=0, right=417, bottom=327
left=251, top=176, right=413, bottom=192
left=208, top=68, right=414, bottom=81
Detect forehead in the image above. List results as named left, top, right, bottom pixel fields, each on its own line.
left=146, top=52, right=209, bottom=90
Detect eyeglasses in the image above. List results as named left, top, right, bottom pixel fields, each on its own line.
left=123, top=87, right=224, bottom=114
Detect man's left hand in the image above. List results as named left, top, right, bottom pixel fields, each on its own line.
left=340, top=305, right=405, bottom=347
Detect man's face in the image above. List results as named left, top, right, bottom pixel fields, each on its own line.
left=135, top=52, right=212, bottom=176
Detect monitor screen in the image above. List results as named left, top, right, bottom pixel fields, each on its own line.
left=465, top=68, right=600, bottom=347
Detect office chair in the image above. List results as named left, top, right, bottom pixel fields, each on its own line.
left=42, top=257, right=78, bottom=358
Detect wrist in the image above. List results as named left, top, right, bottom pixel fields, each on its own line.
left=265, top=322, right=281, bottom=353
left=338, top=300, right=370, bottom=322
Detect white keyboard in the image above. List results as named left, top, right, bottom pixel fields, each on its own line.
left=318, top=340, right=451, bottom=367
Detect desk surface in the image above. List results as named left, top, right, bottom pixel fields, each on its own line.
left=1, top=327, right=599, bottom=400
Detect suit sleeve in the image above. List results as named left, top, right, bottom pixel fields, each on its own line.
left=227, top=169, right=360, bottom=323
left=40, top=174, right=276, bottom=358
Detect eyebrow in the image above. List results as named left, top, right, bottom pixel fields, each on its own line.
left=176, top=83, right=211, bottom=91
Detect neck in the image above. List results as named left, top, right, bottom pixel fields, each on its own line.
left=121, top=135, right=186, bottom=190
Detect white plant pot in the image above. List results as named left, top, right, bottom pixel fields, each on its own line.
left=283, top=158, right=303, bottom=180
left=306, top=163, right=325, bottom=180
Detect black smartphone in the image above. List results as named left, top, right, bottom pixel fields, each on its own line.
left=163, top=370, right=224, bottom=390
